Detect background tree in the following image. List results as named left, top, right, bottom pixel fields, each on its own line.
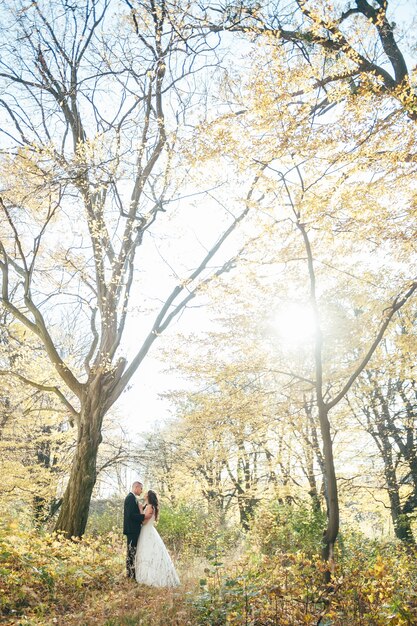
left=0, top=321, right=73, bottom=523
left=348, top=319, right=417, bottom=543
left=182, top=10, right=417, bottom=569
left=212, top=0, right=417, bottom=119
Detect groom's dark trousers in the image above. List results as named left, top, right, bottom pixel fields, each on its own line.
left=123, top=492, right=145, bottom=579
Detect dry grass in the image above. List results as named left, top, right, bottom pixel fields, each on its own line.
left=0, top=554, right=205, bottom=626
left=51, top=582, right=194, bottom=625
left=50, top=560, right=203, bottom=626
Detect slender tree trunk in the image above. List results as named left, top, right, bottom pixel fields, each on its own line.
left=318, top=404, right=339, bottom=581
left=238, top=495, right=252, bottom=530
left=298, top=221, right=339, bottom=575
left=306, top=468, right=322, bottom=513
left=303, top=401, right=323, bottom=513
left=305, top=444, right=322, bottom=512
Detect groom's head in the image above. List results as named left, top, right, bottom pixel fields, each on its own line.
left=132, top=481, right=143, bottom=496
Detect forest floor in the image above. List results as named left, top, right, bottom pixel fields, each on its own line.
left=47, top=579, right=196, bottom=626
left=2, top=519, right=417, bottom=626
left=55, top=561, right=201, bottom=626
left=1, top=569, right=200, bottom=625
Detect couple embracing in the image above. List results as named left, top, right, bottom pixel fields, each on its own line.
left=123, top=481, right=180, bottom=587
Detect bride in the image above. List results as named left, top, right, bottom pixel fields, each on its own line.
left=135, top=490, right=180, bottom=587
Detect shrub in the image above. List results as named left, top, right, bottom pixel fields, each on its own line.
left=0, top=517, right=123, bottom=620
left=191, top=521, right=417, bottom=626
left=86, top=498, right=124, bottom=536
left=249, top=499, right=327, bottom=557
left=156, top=503, right=242, bottom=559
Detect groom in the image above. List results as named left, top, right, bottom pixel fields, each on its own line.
left=123, top=481, right=145, bottom=579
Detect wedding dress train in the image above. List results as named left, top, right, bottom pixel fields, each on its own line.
left=135, top=513, right=180, bottom=587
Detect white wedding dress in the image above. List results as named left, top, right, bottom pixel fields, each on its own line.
left=135, top=512, right=180, bottom=587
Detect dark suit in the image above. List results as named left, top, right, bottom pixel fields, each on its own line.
left=123, top=492, right=145, bottom=578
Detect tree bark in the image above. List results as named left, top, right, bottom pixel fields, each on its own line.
left=55, top=378, right=105, bottom=537
left=380, top=425, right=415, bottom=543
left=318, top=404, right=339, bottom=578
left=303, top=398, right=324, bottom=513
left=389, top=493, right=414, bottom=543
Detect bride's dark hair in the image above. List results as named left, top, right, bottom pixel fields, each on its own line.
left=147, top=490, right=159, bottom=521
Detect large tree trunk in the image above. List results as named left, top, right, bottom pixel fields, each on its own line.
left=399, top=460, right=417, bottom=544
left=364, top=392, right=416, bottom=544
left=55, top=380, right=106, bottom=537
left=390, top=495, right=414, bottom=543
left=381, top=444, right=415, bottom=543
left=237, top=494, right=257, bottom=530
